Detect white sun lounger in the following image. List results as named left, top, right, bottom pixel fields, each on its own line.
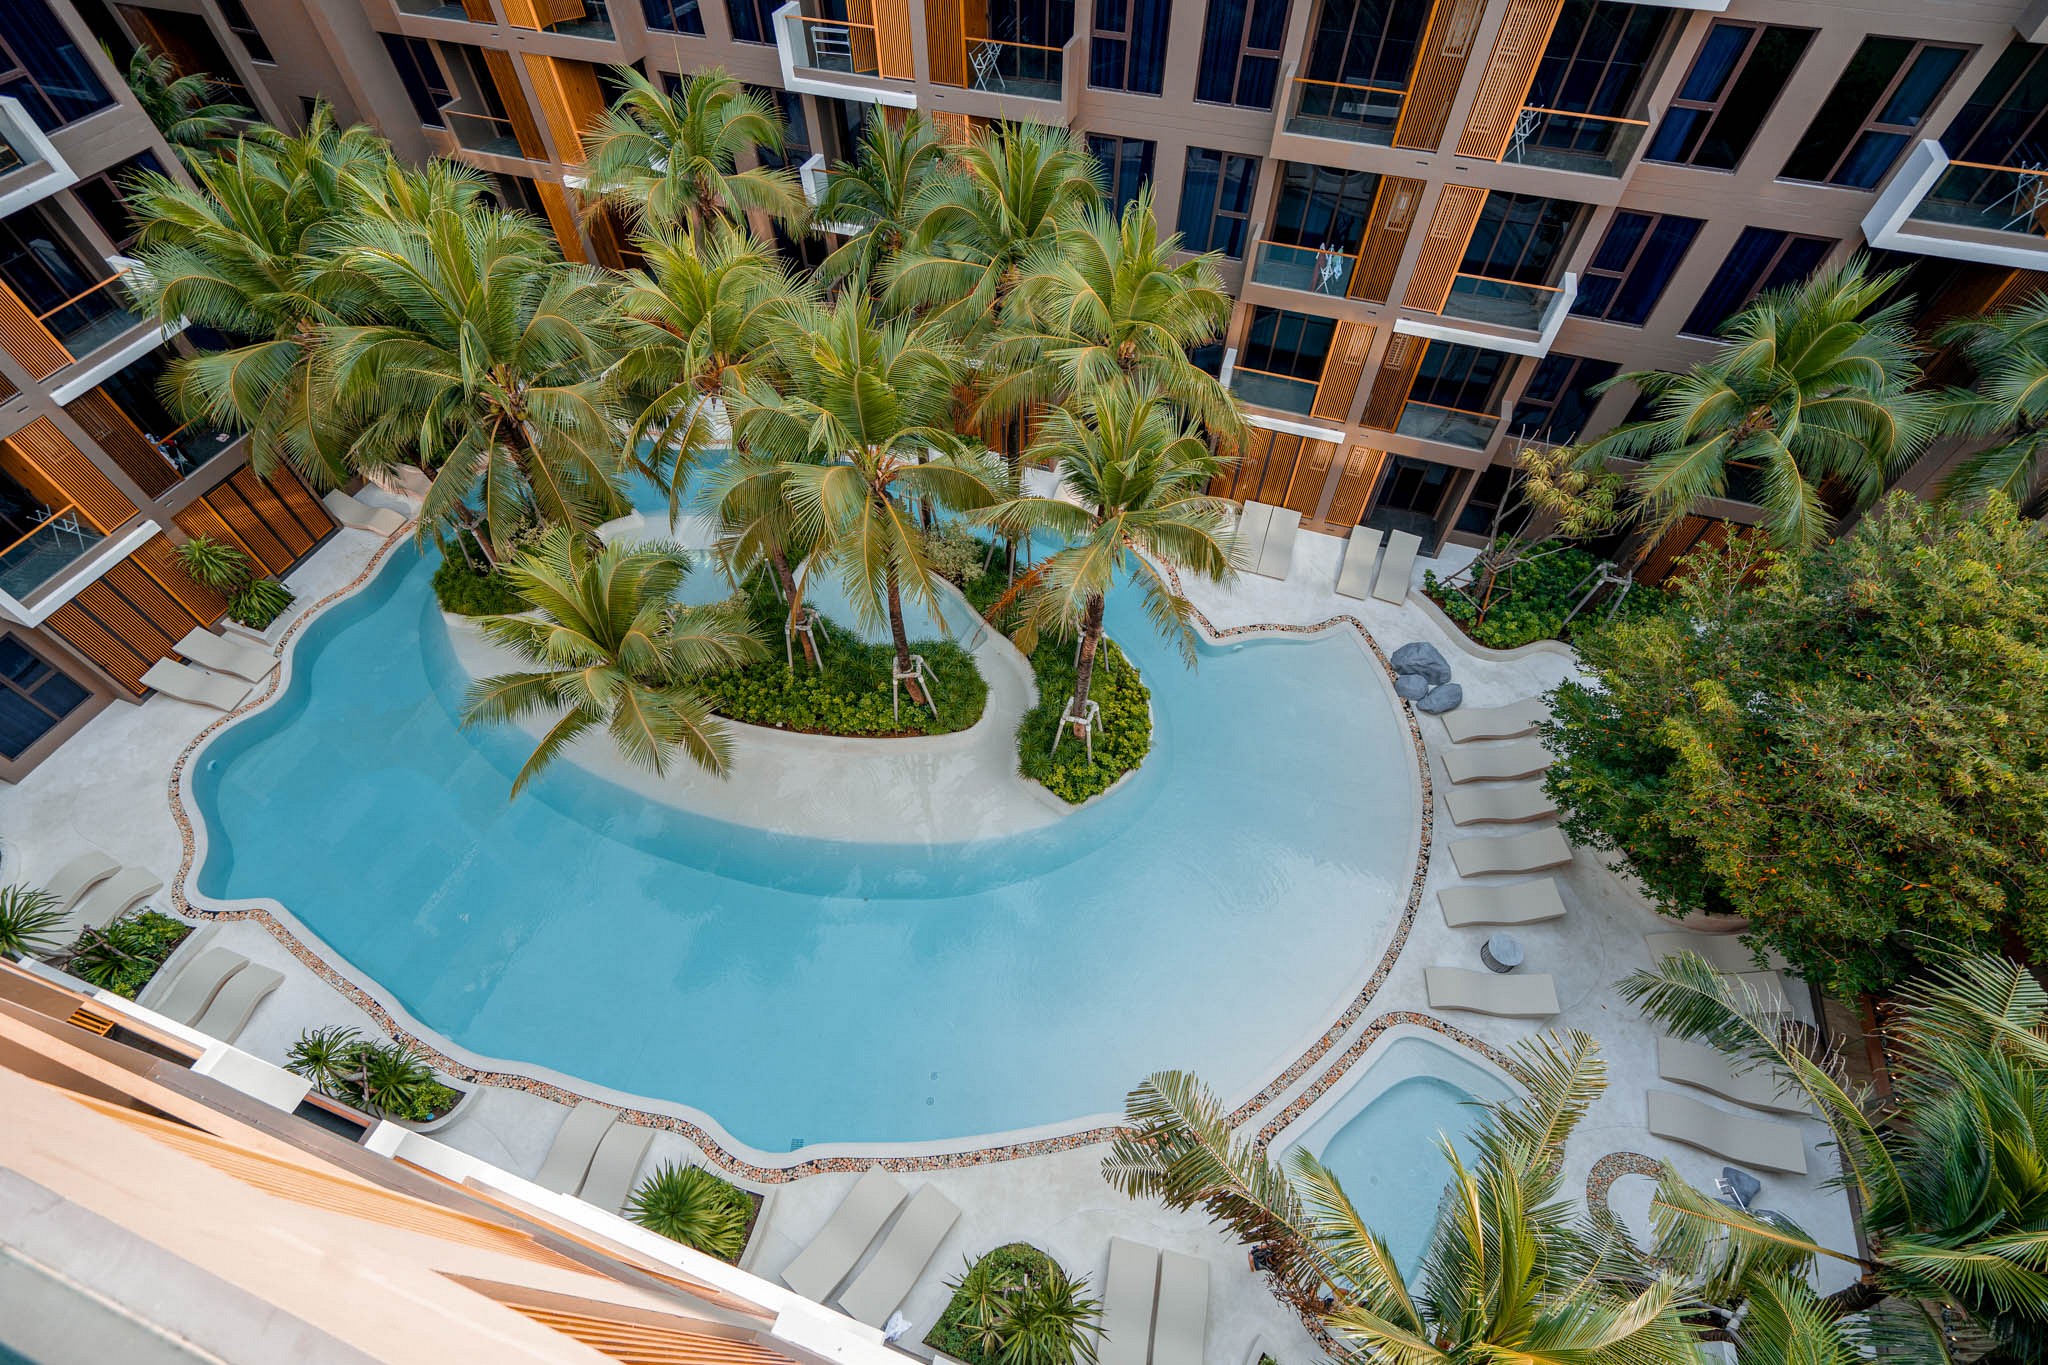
left=779, top=1168, right=907, bottom=1303
left=1425, top=967, right=1560, bottom=1018
left=1448, top=827, right=1573, bottom=877
left=1657, top=1038, right=1808, bottom=1115
left=1334, top=526, right=1383, bottom=600
left=146, top=946, right=248, bottom=1025
left=1371, top=529, right=1421, bottom=604
left=1729, top=971, right=1793, bottom=1016
left=1647, top=1089, right=1808, bottom=1174
left=1644, top=931, right=1786, bottom=974
left=835, top=1183, right=961, bottom=1326
left=534, top=1101, right=617, bottom=1195
left=323, top=489, right=407, bottom=536
left=1442, top=697, right=1549, bottom=743
left=1254, top=506, right=1300, bottom=580
left=579, top=1120, right=655, bottom=1213
left=1443, top=777, right=1557, bottom=826
left=1439, top=879, right=1568, bottom=928
left=1442, top=739, right=1552, bottom=784
left=39, top=851, right=117, bottom=915
left=55, top=867, right=162, bottom=942
left=1150, top=1251, right=1209, bottom=1365
left=176, top=627, right=277, bottom=683
left=1232, top=501, right=1274, bottom=573
left=1098, top=1238, right=1159, bottom=1365
left=141, top=659, right=253, bottom=711
left=188, top=963, right=281, bottom=1044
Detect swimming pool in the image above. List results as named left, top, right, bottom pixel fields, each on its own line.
left=188, top=510, right=1419, bottom=1156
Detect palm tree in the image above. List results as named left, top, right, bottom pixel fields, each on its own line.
left=1621, top=951, right=2048, bottom=1361
left=815, top=110, right=952, bottom=295
left=320, top=207, right=630, bottom=559
left=1578, top=257, right=1939, bottom=554
left=983, top=381, right=1234, bottom=739
left=462, top=526, right=763, bottom=793
left=1103, top=1035, right=1706, bottom=1363
left=729, top=298, right=1007, bottom=701
left=124, top=45, right=251, bottom=168
left=580, top=66, right=804, bottom=235
left=1934, top=292, right=2048, bottom=511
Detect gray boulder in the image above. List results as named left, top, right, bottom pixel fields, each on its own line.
left=1390, top=641, right=1452, bottom=686
left=1394, top=673, right=1430, bottom=701
left=1415, top=682, right=1464, bottom=714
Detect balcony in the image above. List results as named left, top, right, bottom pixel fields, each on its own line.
left=1249, top=240, right=1356, bottom=297
left=543, top=0, right=613, bottom=36
left=773, top=3, right=915, bottom=108
left=446, top=109, right=527, bottom=159
left=1395, top=399, right=1499, bottom=450
left=1863, top=140, right=2048, bottom=271
left=0, top=96, right=75, bottom=217
left=1396, top=272, right=1578, bottom=358
left=395, top=0, right=479, bottom=17
left=1501, top=107, right=1649, bottom=179
left=1228, top=364, right=1321, bottom=416
left=38, top=271, right=143, bottom=362
left=965, top=37, right=1064, bottom=103
left=1284, top=74, right=1404, bottom=148
left=0, top=507, right=103, bottom=601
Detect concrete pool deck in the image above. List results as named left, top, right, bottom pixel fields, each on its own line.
left=0, top=492, right=1864, bottom=1356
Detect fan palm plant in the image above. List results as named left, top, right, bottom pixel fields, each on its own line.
left=1622, top=951, right=2048, bottom=1360
left=1933, top=291, right=2048, bottom=510
left=982, top=381, right=1234, bottom=738
left=580, top=65, right=804, bottom=234
left=124, top=45, right=251, bottom=168
left=462, top=526, right=763, bottom=793
left=815, top=110, right=953, bottom=295
left=1578, top=257, right=1939, bottom=554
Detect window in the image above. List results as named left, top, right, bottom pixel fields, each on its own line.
left=1086, top=133, right=1155, bottom=213
left=1240, top=306, right=1333, bottom=381
left=0, top=636, right=90, bottom=760
left=1408, top=341, right=1507, bottom=414
left=1648, top=22, right=1812, bottom=170
left=1303, top=0, right=1430, bottom=91
left=725, top=0, right=779, bottom=44
left=1781, top=37, right=1967, bottom=189
left=1944, top=39, right=2048, bottom=167
left=487, top=171, right=548, bottom=219
left=746, top=85, right=809, bottom=169
left=380, top=34, right=450, bottom=129
left=1268, top=162, right=1379, bottom=251
left=1196, top=0, right=1286, bottom=109
left=214, top=0, right=272, bottom=63
left=1091, top=0, right=1168, bottom=94
left=1527, top=0, right=1669, bottom=118
left=642, top=0, right=705, bottom=34
left=1510, top=352, right=1618, bottom=444
left=1681, top=227, right=1834, bottom=336
left=1571, top=210, right=1701, bottom=326
left=1460, top=192, right=1581, bottom=284
left=0, top=0, right=114, bottom=132
left=1176, top=146, right=1258, bottom=257
left=70, top=150, right=166, bottom=252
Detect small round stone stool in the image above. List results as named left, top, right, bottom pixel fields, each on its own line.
left=1480, top=932, right=1525, bottom=974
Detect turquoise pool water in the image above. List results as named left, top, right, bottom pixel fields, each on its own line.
left=190, top=522, right=1415, bottom=1152
left=1309, top=1075, right=1486, bottom=1272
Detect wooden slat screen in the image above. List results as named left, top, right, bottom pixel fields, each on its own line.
left=268, top=465, right=338, bottom=540
left=0, top=369, right=16, bottom=403
left=1363, top=335, right=1426, bottom=431
left=504, top=1303, right=795, bottom=1365
left=130, top=534, right=229, bottom=623
left=1350, top=177, right=1424, bottom=303
left=1401, top=185, right=1488, bottom=313
left=497, top=0, right=541, bottom=27
left=535, top=181, right=588, bottom=262
left=64, top=389, right=180, bottom=500
left=172, top=500, right=247, bottom=558
left=1313, top=321, right=1375, bottom=423
left=0, top=281, right=71, bottom=379
left=461, top=0, right=498, bottom=19
left=931, top=110, right=977, bottom=143
left=208, top=479, right=292, bottom=573
left=1454, top=0, right=1566, bottom=160
left=925, top=0, right=966, bottom=84
left=1287, top=440, right=1336, bottom=520
left=1327, top=444, right=1388, bottom=526
left=1222, top=427, right=1271, bottom=502
left=481, top=49, right=550, bottom=161
left=228, top=467, right=316, bottom=557
left=1394, top=0, right=1488, bottom=151
left=46, top=554, right=211, bottom=695
left=521, top=54, right=605, bottom=163
left=175, top=468, right=331, bottom=579
left=870, top=0, right=916, bottom=79
left=2, top=419, right=136, bottom=532
left=1256, top=430, right=1305, bottom=505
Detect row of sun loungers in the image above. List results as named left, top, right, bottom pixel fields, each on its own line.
left=1438, top=878, right=1567, bottom=927
left=1643, top=930, right=1788, bottom=974
left=1424, top=967, right=1560, bottom=1018
left=324, top=489, right=408, bottom=537
left=1442, top=738, right=1552, bottom=785
left=38, top=851, right=162, bottom=947
left=1232, top=501, right=1302, bottom=581
left=1648, top=1089, right=1809, bottom=1174
left=779, top=1168, right=961, bottom=1327
left=1442, top=696, right=1548, bottom=744
left=142, top=627, right=284, bottom=712
left=1657, top=1038, right=1809, bottom=1115
left=1447, top=827, right=1572, bottom=877
left=534, top=1100, right=655, bottom=1213
left=1332, top=526, right=1424, bottom=604
left=1099, top=1239, right=1208, bottom=1365
left=1441, top=775, right=1556, bottom=825
left=137, top=943, right=281, bottom=1045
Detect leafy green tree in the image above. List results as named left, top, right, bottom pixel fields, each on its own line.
left=581, top=66, right=804, bottom=234
left=124, top=45, right=250, bottom=168
left=1934, top=291, right=2048, bottom=511
left=1578, top=257, right=1939, bottom=554
left=815, top=110, right=953, bottom=296
left=1544, top=492, right=2048, bottom=995
left=626, top=1162, right=753, bottom=1261
left=462, top=527, right=763, bottom=793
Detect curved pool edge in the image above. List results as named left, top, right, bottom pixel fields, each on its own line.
left=167, top=521, right=1446, bottom=1182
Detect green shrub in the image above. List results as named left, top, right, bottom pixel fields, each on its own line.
left=285, top=1025, right=461, bottom=1122
left=432, top=542, right=526, bottom=616
left=1014, top=638, right=1151, bottom=804
left=174, top=534, right=253, bottom=592
left=1424, top=546, right=1604, bottom=650
left=927, top=1243, right=1101, bottom=1365
left=625, top=1161, right=755, bottom=1262
left=64, top=910, right=190, bottom=998
left=228, top=577, right=294, bottom=629
left=0, top=884, right=65, bottom=959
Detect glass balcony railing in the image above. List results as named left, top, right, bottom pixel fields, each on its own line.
left=394, top=0, right=477, bottom=18
left=156, top=423, right=238, bottom=476
left=1441, top=272, right=1563, bottom=331
left=0, top=506, right=103, bottom=600
left=1907, top=159, right=2048, bottom=238
left=966, top=37, right=1063, bottom=102
left=544, top=0, right=613, bottom=37
left=1501, top=107, right=1649, bottom=178
left=790, top=15, right=882, bottom=75
left=1284, top=76, right=1404, bottom=147
left=1396, top=400, right=1499, bottom=450
left=1250, top=240, right=1356, bottom=297
left=446, top=110, right=526, bottom=158
left=1229, top=365, right=1321, bottom=416
left=37, top=271, right=141, bottom=359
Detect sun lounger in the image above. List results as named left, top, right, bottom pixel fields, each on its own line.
left=1443, top=777, right=1557, bottom=826
left=1371, top=529, right=1421, bottom=604
left=534, top=1101, right=617, bottom=1194
left=176, top=628, right=277, bottom=683
left=1439, top=879, right=1567, bottom=928
left=39, top=851, right=117, bottom=915
left=779, top=1168, right=907, bottom=1303
left=1729, top=971, right=1793, bottom=1016
left=1425, top=966, right=1559, bottom=1018
left=1334, top=526, right=1383, bottom=600
left=1647, top=1089, right=1808, bottom=1174
left=1442, top=738, right=1551, bottom=784
left=578, top=1120, right=654, bottom=1213
left=1232, top=501, right=1274, bottom=573
left=55, top=867, right=162, bottom=942
left=1643, top=931, right=1786, bottom=974
left=835, top=1184, right=962, bottom=1327
left=141, top=659, right=253, bottom=711
left=1097, top=1238, right=1159, bottom=1365
left=145, top=947, right=248, bottom=1025
left=323, top=489, right=407, bottom=536
left=1443, top=697, right=1549, bottom=743
left=1254, top=506, right=1300, bottom=581
left=1150, top=1251, right=1209, bottom=1365
left=1657, top=1038, right=1807, bottom=1115
left=188, top=963, right=281, bottom=1044
left=1448, top=827, right=1573, bottom=877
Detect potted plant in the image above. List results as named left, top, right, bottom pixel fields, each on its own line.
left=927, top=1244, right=1102, bottom=1365
left=174, top=535, right=296, bottom=635
left=624, top=1161, right=757, bottom=1262
left=284, top=1025, right=471, bottom=1131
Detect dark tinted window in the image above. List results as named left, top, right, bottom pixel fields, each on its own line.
left=1647, top=22, right=1812, bottom=170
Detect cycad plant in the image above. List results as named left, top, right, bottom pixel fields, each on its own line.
left=1934, top=291, right=2048, bottom=510
left=941, top=1247, right=1102, bottom=1365
left=625, top=1161, right=753, bottom=1261
left=462, top=526, right=764, bottom=793
left=0, top=885, right=64, bottom=959
left=815, top=110, right=953, bottom=296
left=124, top=45, right=251, bottom=168
left=580, top=66, right=804, bottom=234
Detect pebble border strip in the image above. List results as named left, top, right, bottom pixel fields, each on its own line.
left=1586, top=1150, right=1664, bottom=1222
left=163, top=526, right=1467, bottom=1183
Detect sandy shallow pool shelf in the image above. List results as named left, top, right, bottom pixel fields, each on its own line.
left=186, top=532, right=1422, bottom=1158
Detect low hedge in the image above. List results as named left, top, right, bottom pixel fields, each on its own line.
left=1015, top=636, right=1151, bottom=804
left=432, top=541, right=525, bottom=617
left=64, top=910, right=191, bottom=999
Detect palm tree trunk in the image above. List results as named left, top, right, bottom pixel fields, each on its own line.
left=885, top=564, right=925, bottom=704
left=772, top=546, right=819, bottom=668
left=1070, top=594, right=1106, bottom=738
left=1820, top=1279, right=1888, bottom=1316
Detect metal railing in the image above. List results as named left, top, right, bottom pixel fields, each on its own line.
left=1228, top=363, right=1322, bottom=416
left=1503, top=106, right=1650, bottom=177
left=792, top=15, right=881, bottom=75
left=0, top=502, right=102, bottom=599
left=1250, top=239, right=1357, bottom=297
left=1396, top=398, right=1499, bottom=449
left=445, top=109, right=527, bottom=158
left=1285, top=75, right=1406, bottom=147
left=1908, top=157, right=2048, bottom=237
left=967, top=36, right=1063, bottom=102
left=1440, top=271, right=1565, bottom=330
